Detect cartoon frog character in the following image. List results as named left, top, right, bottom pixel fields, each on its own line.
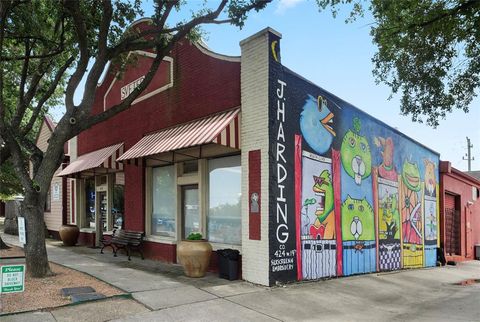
left=380, top=192, right=399, bottom=242
left=341, top=195, right=375, bottom=241
left=401, top=159, right=422, bottom=244
left=300, top=95, right=336, bottom=155
left=309, top=169, right=335, bottom=239
left=341, top=118, right=372, bottom=185
left=401, top=159, right=421, bottom=192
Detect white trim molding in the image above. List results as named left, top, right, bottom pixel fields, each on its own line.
left=103, top=51, right=174, bottom=111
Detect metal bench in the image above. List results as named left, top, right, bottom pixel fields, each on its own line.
left=100, top=229, right=144, bottom=261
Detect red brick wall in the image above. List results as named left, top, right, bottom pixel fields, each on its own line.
left=248, top=150, right=261, bottom=240
left=76, top=21, right=240, bottom=262
left=78, top=40, right=240, bottom=155
left=142, top=242, right=177, bottom=262
left=123, top=164, right=145, bottom=232
left=440, top=163, right=480, bottom=261
left=78, top=232, right=96, bottom=248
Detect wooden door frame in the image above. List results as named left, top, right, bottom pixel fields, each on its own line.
left=180, top=184, right=199, bottom=240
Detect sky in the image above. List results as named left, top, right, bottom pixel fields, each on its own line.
left=158, top=0, right=478, bottom=171
left=71, top=0, right=479, bottom=172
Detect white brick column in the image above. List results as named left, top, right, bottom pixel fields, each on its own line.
left=240, top=28, right=282, bottom=286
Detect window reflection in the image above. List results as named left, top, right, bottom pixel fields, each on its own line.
left=152, top=166, right=176, bottom=237
left=208, top=155, right=241, bottom=245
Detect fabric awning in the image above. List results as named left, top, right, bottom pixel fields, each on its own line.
left=118, top=108, right=240, bottom=161
left=57, top=143, right=124, bottom=177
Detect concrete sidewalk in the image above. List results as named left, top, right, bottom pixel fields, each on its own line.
left=2, top=233, right=480, bottom=321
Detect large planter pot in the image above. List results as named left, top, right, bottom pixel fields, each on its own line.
left=59, top=224, right=80, bottom=246
left=177, top=240, right=212, bottom=278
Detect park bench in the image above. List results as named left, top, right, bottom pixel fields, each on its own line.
left=100, top=228, right=145, bottom=261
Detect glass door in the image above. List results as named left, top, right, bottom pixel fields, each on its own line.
left=182, top=185, right=199, bottom=239
left=85, top=178, right=96, bottom=229
left=98, top=191, right=108, bottom=231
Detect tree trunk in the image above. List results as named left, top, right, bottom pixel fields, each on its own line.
left=22, top=193, right=52, bottom=277
left=0, top=235, right=10, bottom=249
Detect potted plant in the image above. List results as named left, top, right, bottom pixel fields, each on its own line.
left=59, top=224, right=80, bottom=246
left=177, top=232, right=212, bottom=277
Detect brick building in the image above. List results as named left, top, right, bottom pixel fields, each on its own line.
left=58, top=22, right=444, bottom=286
left=439, top=162, right=480, bottom=261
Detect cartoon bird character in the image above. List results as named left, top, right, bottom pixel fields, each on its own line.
left=374, top=136, right=397, bottom=181
left=300, top=95, right=336, bottom=155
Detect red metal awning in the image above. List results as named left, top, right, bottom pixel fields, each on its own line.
left=118, top=108, right=240, bottom=161
left=57, top=143, right=124, bottom=177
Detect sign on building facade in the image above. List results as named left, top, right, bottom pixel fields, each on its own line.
left=267, top=31, right=439, bottom=285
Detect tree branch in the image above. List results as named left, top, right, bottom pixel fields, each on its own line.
left=1, top=14, right=66, bottom=61
left=0, top=47, right=65, bottom=61
left=76, top=0, right=113, bottom=112
left=0, top=0, right=12, bottom=122
left=11, top=58, right=52, bottom=130
left=21, top=56, right=75, bottom=137
left=380, top=0, right=480, bottom=36
left=63, top=0, right=89, bottom=111
left=156, top=0, right=177, bottom=31
left=18, top=40, right=31, bottom=104
left=81, top=44, right=166, bottom=129
left=107, top=0, right=229, bottom=58
left=83, top=0, right=233, bottom=129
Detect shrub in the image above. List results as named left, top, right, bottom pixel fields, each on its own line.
left=186, top=232, right=203, bottom=240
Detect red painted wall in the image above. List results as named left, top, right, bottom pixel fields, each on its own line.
left=440, top=161, right=480, bottom=261
left=248, top=150, right=261, bottom=240
left=78, top=40, right=240, bottom=156
left=76, top=21, right=240, bottom=263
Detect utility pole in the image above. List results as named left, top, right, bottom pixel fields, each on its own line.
left=462, top=137, right=474, bottom=171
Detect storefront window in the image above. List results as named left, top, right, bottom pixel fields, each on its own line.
left=113, top=172, right=125, bottom=229
left=152, top=166, right=176, bottom=237
left=85, top=178, right=95, bottom=229
left=208, top=155, right=241, bottom=245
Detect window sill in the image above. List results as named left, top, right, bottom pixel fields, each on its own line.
left=79, top=228, right=95, bottom=233
left=145, top=235, right=177, bottom=245
left=144, top=237, right=242, bottom=252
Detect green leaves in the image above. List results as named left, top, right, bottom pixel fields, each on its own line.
left=227, top=0, right=271, bottom=28
left=0, top=161, right=23, bottom=199
left=317, top=0, right=480, bottom=127
left=186, top=232, right=203, bottom=240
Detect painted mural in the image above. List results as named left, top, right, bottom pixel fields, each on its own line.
left=400, top=159, right=424, bottom=268
left=299, top=151, right=336, bottom=279
left=377, top=177, right=401, bottom=271
left=267, top=31, right=440, bottom=285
